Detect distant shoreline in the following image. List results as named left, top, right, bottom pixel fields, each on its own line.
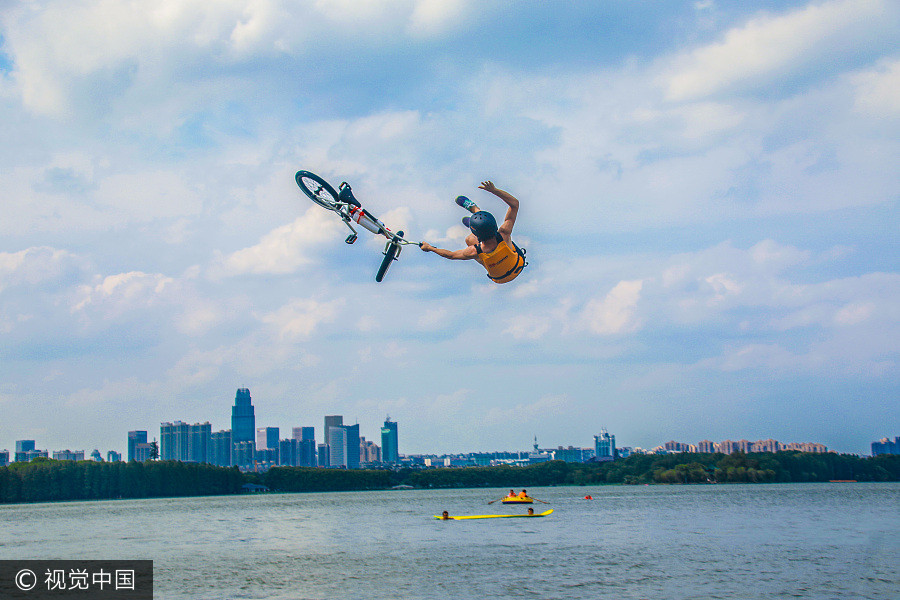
left=2, top=451, right=898, bottom=505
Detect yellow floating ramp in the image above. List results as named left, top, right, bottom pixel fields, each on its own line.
left=435, top=509, right=553, bottom=520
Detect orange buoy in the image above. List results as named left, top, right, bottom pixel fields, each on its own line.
left=584, top=495, right=593, bottom=500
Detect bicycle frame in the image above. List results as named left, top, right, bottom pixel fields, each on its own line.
left=295, top=170, right=418, bottom=282
left=334, top=183, right=400, bottom=245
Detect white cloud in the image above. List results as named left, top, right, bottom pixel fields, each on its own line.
left=72, top=271, right=175, bottom=314
left=0, top=246, right=79, bottom=292
left=833, top=302, right=875, bottom=326
left=503, top=314, right=552, bottom=341
left=259, top=297, right=340, bottom=340
left=663, top=0, right=893, bottom=101
left=2, top=1, right=478, bottom=116
left=851, top=57, right=900, bottom=117
left=407, top=0, right=471, bottom=37
left=218, top=206, right=342, bottom=275
left=582, top=280, right=644, bottom=335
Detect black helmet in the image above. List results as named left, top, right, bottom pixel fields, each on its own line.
left=468, top=211, right=498, bottom=241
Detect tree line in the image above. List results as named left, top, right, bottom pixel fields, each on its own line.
left=1, top=451, right=898, bottom=504
left=0, top=458, right=243, bottom=503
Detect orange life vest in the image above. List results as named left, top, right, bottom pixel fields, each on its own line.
left=476, top=236, right=526, bottom=284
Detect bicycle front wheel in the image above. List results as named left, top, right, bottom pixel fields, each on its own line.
left=296, top=171, right=339, bottom=210
left=376, top=232, right=403, bottom=283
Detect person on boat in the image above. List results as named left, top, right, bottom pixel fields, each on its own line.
left=419, top=181, right=526, bottom=284
left=507, top=489, right=516, bottom=497
left=518, top=490, right=528, bottom=499
left=527, top=508, right=535, bottom=516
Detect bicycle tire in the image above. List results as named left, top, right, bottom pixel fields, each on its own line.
left=375, top=231, right=403, bottom=282
left=296, top=170, right=340, bottom=210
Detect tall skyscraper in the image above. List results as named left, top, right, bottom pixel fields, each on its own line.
left=160, top=421, right=211, bottom=463
left=15, top=440, right=35, bottom=462
left=328, top=423, right=360, bottom=469
left=381, top=417, right=399, bottom=464
left=160, top=421, right=190, bottom=461
left=324, top=416, right=343, bottom=449
left=594, top=429, right=616, bottom=461
left=293, top=427, right=317, bottom=467
left=278, top=438, right=297, bottom=466
left=233, top=441, right=255, bottom=468
left=16, top=440, right=35, bottom=453
left=128, top=431, right=148, bottom=462
left=211, top=430, right=232, bottom=466
left=317, top=443, right=330, bottom=467
left=231, top=388, right=256, bottom=467
left=189, top=422, right=212, bottom=463
left=257, top=427, right=279, bottom=450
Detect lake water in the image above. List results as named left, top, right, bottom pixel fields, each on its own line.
left=2, top=483, right=898, bottom=599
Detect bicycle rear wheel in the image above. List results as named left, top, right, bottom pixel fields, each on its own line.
left=296, top=171, right=339, bottom=210
left=376, top=232, right=403, bottom=282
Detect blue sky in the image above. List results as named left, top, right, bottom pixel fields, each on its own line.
left=1, top=0, right=897, bottom=456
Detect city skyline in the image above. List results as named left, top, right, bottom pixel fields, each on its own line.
left=1, top=1, right=897, bottom=457
left=0, top=382, right=887, bottom=461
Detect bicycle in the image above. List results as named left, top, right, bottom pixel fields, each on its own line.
left=295, top=170, right=421, bottom=282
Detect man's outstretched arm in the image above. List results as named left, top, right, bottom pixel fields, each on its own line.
left=420, top=242, right=478, bottom=260
left=479, top=181, right=519, bottom=235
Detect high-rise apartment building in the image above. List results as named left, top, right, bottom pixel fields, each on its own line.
left=872, top=436, right=899, bottom=456
left=160, top=421, right=190, bottom=461
left=781, top=442, right=827, bottom=453
left=381, top=417, right=399, bottom=464
left=697, top=440, right=718, bottom=453
left=160, top=421, right=211, bottom=463
left=553, top=446, right=591, bottom=463
left=15, top=440, right=44, bottom=462
left=324, top=416, right=343, bottom=449
left=231, top=388, right=256, bottom=467
left=133, top=442, right=152, bottom=462
left=751, top=439, right=782, bottom=453
left=719, top=439, right=753, bottom=454
left=107, top=450, right=122, bottom=462
left=211, top=430, right=232, bottom=467
left=0, top=450, right=9, bottom=467
left=292, top=427, right=312, bottom=441
left=233, top=441, right=255, bottom=468
left=594, top=429, right=616, bottom=461
left=291, top=427, right=316, bottom=467
left=128, top=431, right=148, bottom=462
left=327, top=423, right=360, bottom=468
left=257, top=427, right=279, bottom=450
left=189, top=422, right=212, bottom=463
left=52, top=450, right=85, bottom=461
left=360, top=437, right=381, bottom=465
left=664, top=440, right=692, bottom=452
left=278, top=438, right=297, bottom=466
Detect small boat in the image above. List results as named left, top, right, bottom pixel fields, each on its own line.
left=435, top=509, right=553, bottom=520
left=501, top=496, right=533, bottom=504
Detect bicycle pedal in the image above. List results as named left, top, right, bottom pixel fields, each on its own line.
left=345, top=233, right=357, bottom=244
